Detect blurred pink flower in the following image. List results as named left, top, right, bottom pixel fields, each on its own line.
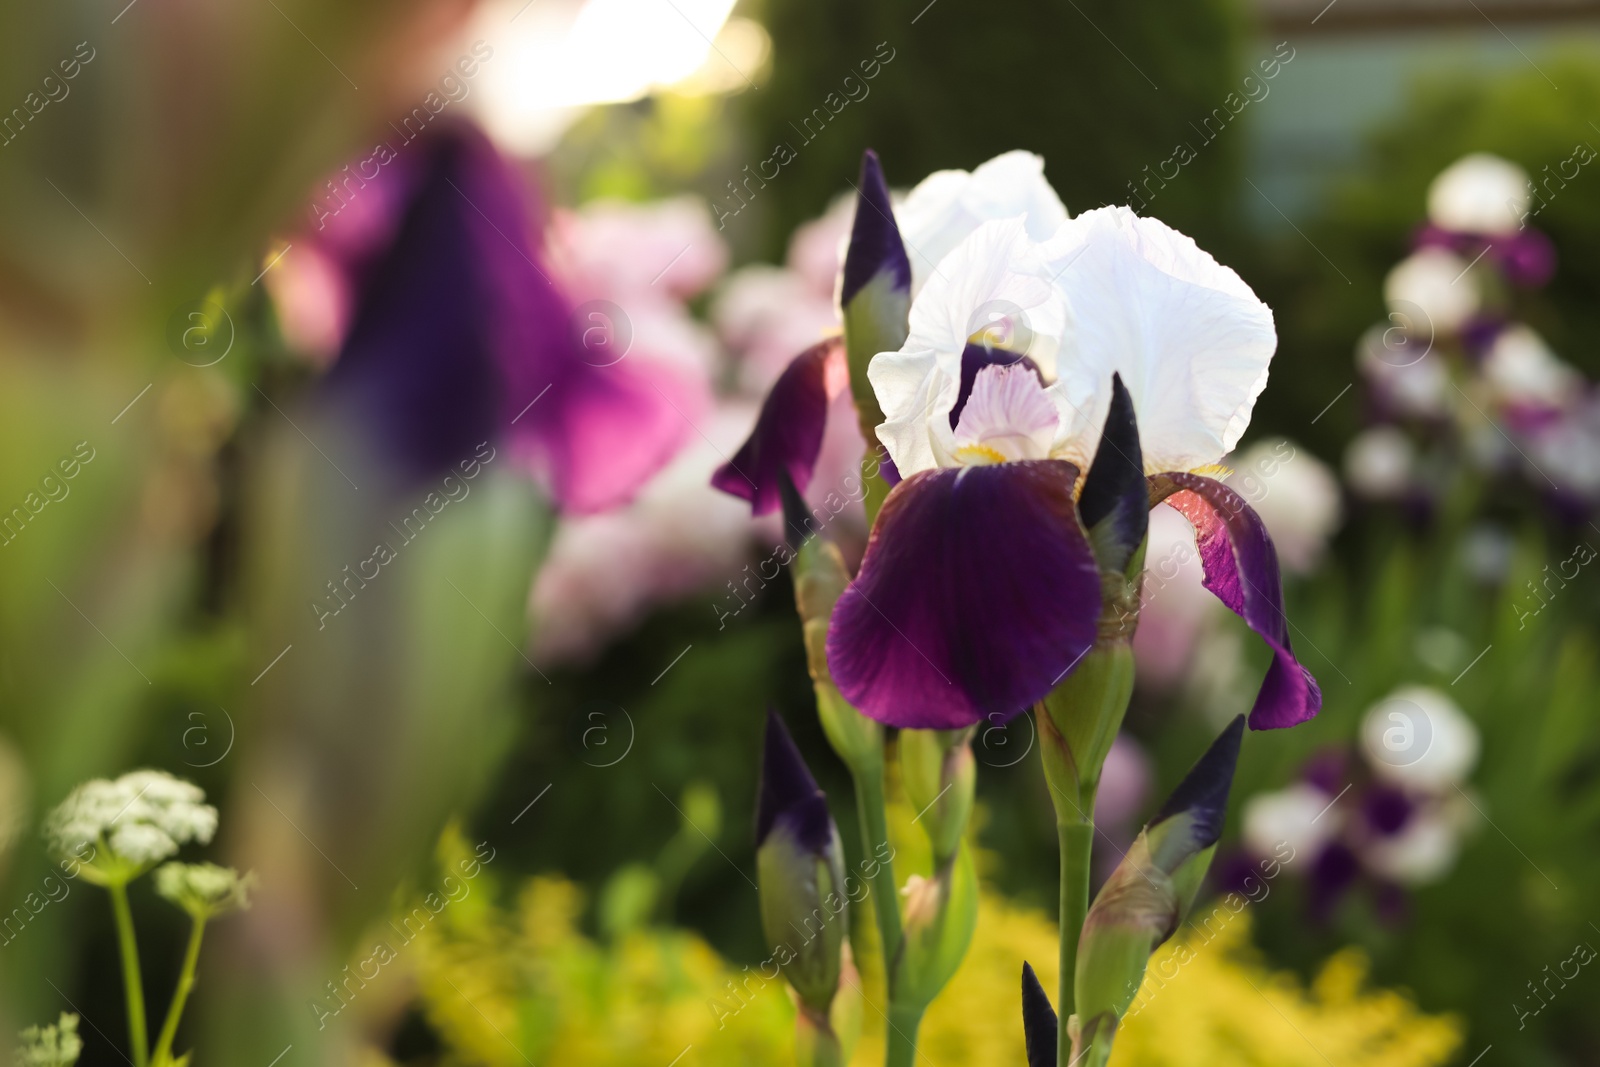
left=529, top=402, right=761, bottom=664
left=1096, top=734, right=1153, bottom=830
left=548, top=195, right=729, bottom=306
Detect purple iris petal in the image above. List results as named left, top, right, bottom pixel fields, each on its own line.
left=323, top=126, right=504, bottom=481
left=1151, top=472, right=1323, bottom=730
left=877, top=448, right=901, bottom=487
left=1077, top=373, right=1148, bottom=572
left=1362, top=783, right=1414, bottom=837
left=1309, top=840, right=1360, bottom=921
left=713, top=338, right=845, bottom=515
left=826, top=459, right=1102, bottom=729
left=1020, top=962, right=1058, bottom=1067
left=1300, top=747, right=1349, bottom=795
left=756, top=708, right=833, bottom=854
left=327, top=121, right=692, bottom=510
left=840, top=149, right=911, bottom=306
left=1495, top=228, right=1556, bottom=287
left=950, top=344, right=1043, bottom=429
left=1150, top=715, right=1244, bottom=849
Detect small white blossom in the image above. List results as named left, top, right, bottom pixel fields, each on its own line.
left=43, top=770, right=218, bottom=881
left=155, top=862, right=257, bottom=919
left=15, top=1013, right=82, bottom=1067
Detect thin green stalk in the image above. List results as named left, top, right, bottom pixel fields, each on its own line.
left=1057, top=820, right=1094, bottom=1066
left=850, top=764, right=903, bottom=972
left=108, top=880, right=149, bottom=1067
left=885, top=1001, right=923, bottom=1067
left=849, top=763, right=915, bottom=1067
left=150, top=916, right=207, bottom=1066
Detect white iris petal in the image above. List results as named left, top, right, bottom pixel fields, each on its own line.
left=896, top=150, right=1070, bottom=297
left=952, top=364, right=1059, bottom=464
left=870, top=217, right=1068, bottom=476
left=1041, top=206, right=1277, bottom=474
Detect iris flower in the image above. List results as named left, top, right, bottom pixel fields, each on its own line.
left=716, top=149, right=1321, bottom=735
left=318, top=121, right=699, bottom=509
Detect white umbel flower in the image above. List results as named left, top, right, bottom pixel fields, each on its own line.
left=15, top=1012, right=81, bottom=1067
left=155, top=861, right=257, bottom=919
left=43, top=770, right=218, bottom=881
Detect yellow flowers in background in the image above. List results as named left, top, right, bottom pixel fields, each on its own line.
left=911, top=894, right=1462, bottom=1067
left=392, top=828, right=1460, bottom=1067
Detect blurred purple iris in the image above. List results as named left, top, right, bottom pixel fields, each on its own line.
left=311, top=121, right=697, bottom=511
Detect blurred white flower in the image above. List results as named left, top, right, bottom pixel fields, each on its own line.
left=1362, top=807, right=1462, bottom=885
left=1529, top=395, right=1600, bottom=501
left=1225, top=438, right=1342, bottom=574
left=155, top=861, right=258, bottom=919
left=1242, top=782, right=1339, bottom=861
left=1481, top=324, right=1580, bottom=410
left=1360, top=686, right=1480, bottom=792
left=1461, top=523, right=1515, bottom=584
left=1384, top=247, right=1479, bottom=336
left=1427, top=152, right=1529, bottom=237
left=1344, top=426, right=1415, bottom=499
left=43, top=770, right=218, bottom=880
left=1355, top=323, right=1450, bottom=418
left=15, top=1012, right=81, bottom=1067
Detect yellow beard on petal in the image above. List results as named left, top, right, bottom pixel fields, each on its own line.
left=953, top=443, right=1009, bottom=466
left=1189, top=463, right=1233, bottom=479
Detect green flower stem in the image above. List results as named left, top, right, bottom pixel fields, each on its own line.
left=848, top=764, right=916, bottom=1067
left=108, top=880, right=150, bottom=1067
left=1057, top=820, right=1094, bottom=1066
left=886, top=1001, right=923, bottom=1067
left=150, top=915, right=207, bottom=1066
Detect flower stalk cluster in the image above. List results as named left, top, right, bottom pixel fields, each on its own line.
left=37, top=770, right=253, bottom=1067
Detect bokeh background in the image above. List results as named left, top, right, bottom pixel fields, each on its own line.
left=2, top=0, right=1599, bottom=1064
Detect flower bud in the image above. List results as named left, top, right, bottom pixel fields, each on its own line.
left=783, top=473, right=883, bottom=773
left=896, top=842, right=979, bottom=1011
left=1075, top=717, right=1244, bottom=1062
left=1039, top=642, right=1136, bottom=820
left=899, top=728, right=975, bottom=866
left=1076, top=373, right=1148, bottom=579
left=1020, top=961, right=1058, bottom=1067
left=840, top=149, right=911, bottom=439
left=154, top=862, right=257, bottom=920
left=756, top=710, right=849, bottom=1016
